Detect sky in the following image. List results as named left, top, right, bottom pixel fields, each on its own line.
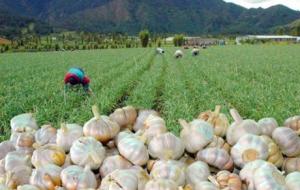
left=223, top=0, right=300, bottom=10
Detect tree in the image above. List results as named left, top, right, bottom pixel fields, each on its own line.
left=173, top=34, right=185, bottom=47
left=139, top=30, right=150, bottom=47
left=292, top=25, right=300, bottom=36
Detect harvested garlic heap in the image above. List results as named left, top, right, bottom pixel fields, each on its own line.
left=1, top=105, right=300, bottom=190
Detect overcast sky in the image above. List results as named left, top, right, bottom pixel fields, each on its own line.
left=223, top=0, right=300, bottom=10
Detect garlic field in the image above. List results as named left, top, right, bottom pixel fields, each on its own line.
left=1, top=45, right=300, bottom=140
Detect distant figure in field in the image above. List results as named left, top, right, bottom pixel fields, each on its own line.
left=64, top=67, right=92, bottom=94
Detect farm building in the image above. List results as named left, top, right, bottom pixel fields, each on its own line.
left=184, top=37, right=220, bottom=46
left=236, top=35, right=300, bottom=44
left=0, top=37, right=11, bottom=45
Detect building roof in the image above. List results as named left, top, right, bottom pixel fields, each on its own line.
left=242, top=35, right=299, bottom=39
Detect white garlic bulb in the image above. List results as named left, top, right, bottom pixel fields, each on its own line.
left=284, top=116, right=300, bottom=133
left=231, top=134, right=268, bottom=168
left=5, top=151, right=31, bottom=171
left=35, top=125, right=57, bottom=146
left=117, top=134, right=149, bottom=166
left=70, top=136, right=106, bottom=170
left=109, top=106, right=137, bottom=128
left=0, top=141, right=15, bottom=160
left=61, top=165, right=97, bottom=190
left=148, top=132, right=184, bottom=160
left=10, top=132, right=35, bottom=154
left=99, top=169, right=138, bottom=190
left=31, top=144, right=66, bottom=168
left=226, top=109, right=261, bottom=145
left=10, top=113, right=38, bottom=133
left=286, top=172, right=300, bottom=190
left=144, top=179, right=178, bottom=190
left=4, top=166, right=32, bottom=189
left=99, top=155, right=132, bottom=178
left=257, top=118, right=278, bottom=137
left=272, top=127, right=300, bottom=157
left=179, top=119, right=214, bottom=153
left=194, top=181, right=219, bottom=190
left=30, top=164, right=62, bottom=190
left=282, top=157, right=300, bottom=174
left=128, top=166, right=150, bottom=190
left=56, top=123, right=83, bottom=152
left=197, top=148, right=233, bottom=170
left=186, top=161, right=210, bottom=187
left=150, top=160, right=185, bottom=186
left=133, top=110, right=159, bottom=132
left=205, top=135, right=231, bottom=153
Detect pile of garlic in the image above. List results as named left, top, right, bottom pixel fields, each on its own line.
left=1, top=105, right=300, bottom=190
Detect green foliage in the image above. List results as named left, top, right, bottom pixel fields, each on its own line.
left=139, top=30, right=150, bottom=48
left=173, top=34, right=185, bottom=47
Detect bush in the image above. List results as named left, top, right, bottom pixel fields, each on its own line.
left=139, top=30, right=150, bottom=47
left=173, top=34, right=185, bottom=47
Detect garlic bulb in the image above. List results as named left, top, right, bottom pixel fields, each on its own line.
left=261, top=135, right=284, bottom=167
left=56, top=123, right=83, bottom=152
left=150, top=160, right=185, bottom=186
left=32, top=144, right=66, bottom=168
left=197, top=148, right=233, bottom=170
left=284, top=116, right=300, bottom=133
left=144, top=179, right=178, bottom=190
left=10, top=132, right=35, bottom=152
left=194, top=181, right=219, bottom=190
left=282, top=157, right=300, bottom=174
left=117, top=134, right=149, bottom=165
left=0, top=141, right=15, bottom=160
left=272, top=127, right=300, bottom=157
left=133, top=110, right=159, bottom=132
left=253, top=163, right=286, bottom=190
left=10, top=113, right=38, bottom=133
left=148, top=132, right=184, bottom=160
left=115, top=130, right=134, bottom=145
left=239, top=160, right=275, bottom=190
left=128, top=166, right=150, bottom=190
left=5, top=151, right=31, bottom=171
left=99, top=169, right=138, bottom=190
left=286, top=172, right=300, bottom=190
left=109, top=106, right=137, bottom=128
left=231, top=134, right=268, bottom=168
left=30, top=164, right=62, bottom=190
left=35, top=125, right=57, bottom=146
left=206, top=136, right=231, bottom=153
left=213, top=171, right=242, bottom=190
left=99, top=155, right=132, bottom=178
left=226, top=109, right=261, bottom=145
left=179, top=119, right=214, bottom=153
left=70, top=136, right=106, bottom=170
left=61, top=165, right=97, bottom=190
left=4, top=166, right=32, bottom=189
left=17, top=185, right=40, bottom=190
left=83, top=105, right=120, bottom=143
left=198, top=105, right=229, bottom=137
left=257, top=118, right=278, bottom=137
left=136, top=114, right=167, bottom=143
left=186, top=161, right=210, bottom=187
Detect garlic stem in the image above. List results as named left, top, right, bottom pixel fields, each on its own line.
left=61, top=123, right=68, bottom=133
left=214, top=105, right=221, bottom=114
left=92, top=105, right=101, bottom=120
left=230, top=108, right=243, bottom=123
left=178, top=119, right=189, bottom=130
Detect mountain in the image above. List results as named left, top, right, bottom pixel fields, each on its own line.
left=0, top=0, right=299, bottom=36
left=275, top=18, right=300, bottom=35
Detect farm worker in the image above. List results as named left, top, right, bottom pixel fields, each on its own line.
left=64, top=67, right=92, bottom=94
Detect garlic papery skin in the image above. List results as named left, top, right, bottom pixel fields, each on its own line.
left=0, top=141, right=15, bottom=160
left=30, top=164, right=62, bottom=190
left=35, top=125, right=57, bottom=146
left=260, top=135, right=284, bottom=168
left=197, top=148, right=233, bottom=170
left=198, top=105, right=229, bottom=137
left=99, top=169, right=138, bottom=190
left=56, top=123, right=83, bottom=152
left=83, top=105, right=120, bottom=144
left=70, top=136, right=106, bottom=170
left=109, top=106, right=137, bottom=128
left=257, top=118, right=278, bottom=137
left=284, top=116, right=300, bottom=133
left=10, top=113, right=38, bottom=133
left=272, top=127, right=300, bottom=157
left=150, top=160, right=185, bottom=186
left=144, top=179, right=178, bottom=190
left=179, top=119, right=214, bottom=153
left=99, top=155, right=132, bottom=178
left=282, top=157, right=300, bottom=174
left=61, top=165, right=97, bottom=190
left=186, top=161, right=210, bottom=187
left=31, top=144, right=66, bottom=168
left=133, top=110, right=159, bottom=132
left=286, top=172, right=300, bottom=190
left=226, top=109, right=261, bottom=146
left=148, top=132, right=185, bottom=160
left=231, top=134, right=268, bottom=168
left=5, top=151, right=31, bottom=171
